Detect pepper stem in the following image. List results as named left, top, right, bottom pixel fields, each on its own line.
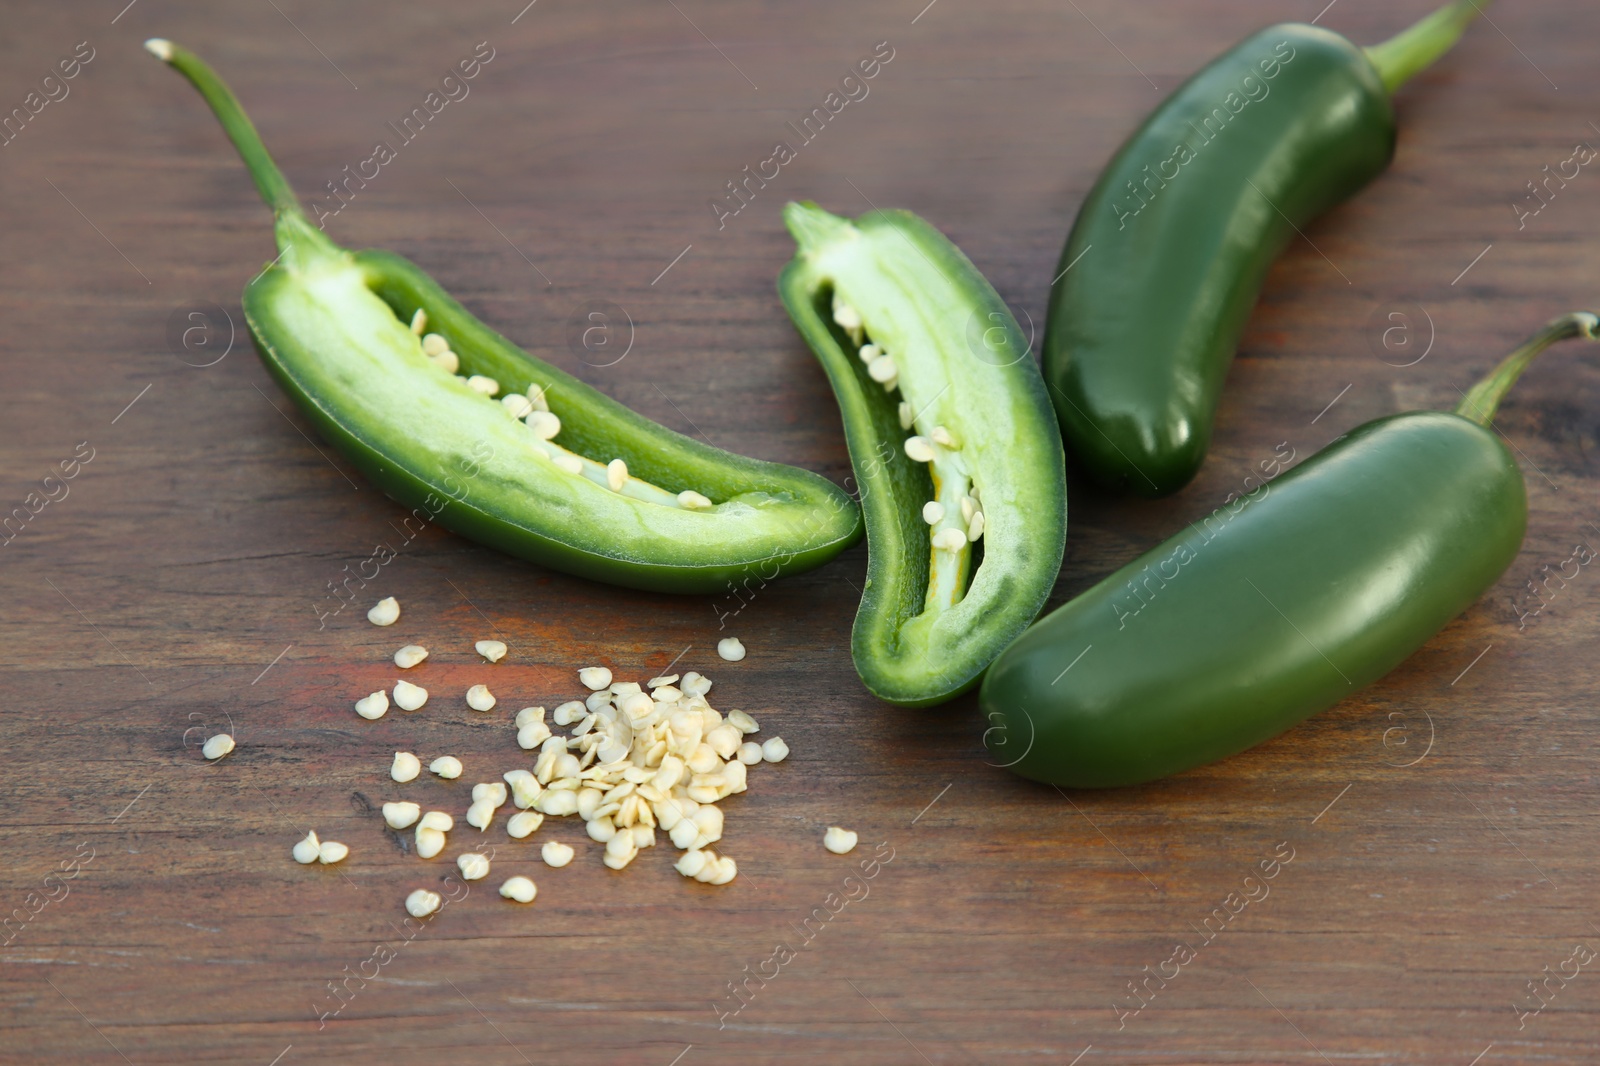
left=145, top=39, right=336, bottom=259
left=1455, top=313, right=1600, bottom=427
left=1363, top=0, right=1486, bottom=96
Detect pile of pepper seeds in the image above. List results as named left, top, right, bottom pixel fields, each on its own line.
left=357, top=597, right=790, bottom=911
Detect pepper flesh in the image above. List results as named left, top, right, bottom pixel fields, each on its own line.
left=983, top=313, right=1598, bottom=788
left=149, top=40, right=860, bottom=594
left=1043, top=0, right=1484, bottom=497
left=780, top=202, right=1067, bottom=707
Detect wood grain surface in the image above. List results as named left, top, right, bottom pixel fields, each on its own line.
left=2, top=1, right=1597, bottom=1062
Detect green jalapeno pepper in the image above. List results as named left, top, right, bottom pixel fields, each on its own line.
left=779, top=202, right=1067, bottom=707
left=982, top=313, right=1599, bottom=787
left=148, top=40, right=860, bottom=594
left=1043, top=0, right=1484, bottom=497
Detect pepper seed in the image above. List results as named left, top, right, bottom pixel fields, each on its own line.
left=409, top=309, right=428, bottom=335
left=823, top=826, right=859, bottom=854
left=391, top=752, right=422, bottom=782
left=967, top=511, right=985, bottom=542
left=898, top=401, right=914, bottom=431
left=317, top=840, right=349, bottom=864
left=466, top=684, right=496, bottom=712
left=466, top=375, right=500, bottom=396
left=677, top=490, right=713, bottom=510
left=430, top=350, right=460, bottom=374
left=867, top=355, right=898, bottom=384
left=922, top=501, right=945, bottom=525
left=475, top=639, right=507, bottom=663
left=421, top=332, right=449, bottom=357
left=578, top=667, right=613, bottom=691
left=202, top=734, right=235, bottom=760
left=429, top=755, right=463, bottom=779
left=761, top=737, right=790, bottom=763
left=292, top=830, right=320, bottom=864
left=405, top=889, right=441, bottom=918
left=526, top=410, right=561, bottom=440
left=716, top=638, right=746, bottom=662
left=499, top=876, right=537, bottom=903
left=541, top=841, right=575, bottom=868
left=393, top=680, right=428, bottom=711
left=355, top=690, right=389, bottom=720
left=394, top=644, right=428, bottom=669
left=502, top=393, right=534, bottom=420
left=367, top=596, right=400, bottom=626
left=382, top=801, right=421, bottom=829
left=931, top=425, right=961, bottom=449
left=904, top=436, right=935, bottom=463
left=932, top=528, right=967, bottom=552
left=607, top=458, right=629, bottom=493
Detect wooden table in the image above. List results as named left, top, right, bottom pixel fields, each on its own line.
left=3, top=1, right=1596, bottom=1062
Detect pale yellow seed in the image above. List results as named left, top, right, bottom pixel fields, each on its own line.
left=736, top=741, right=762, bottom=765
left=552, top=453, right=582, bottom=475
left=578, top=667, right=613, bottom=691
left=457, top=852, right=491, bottom=880
left=502, top=393, right=534, bottom=420
left=541, top=841, right=575, bottom=868
left=393, top=680, right=428, bottom=711
left=904, top=436, right=935, bottom=463
left=414, top=827, right=446, bottom=859
left=922, top=501, right=945, bottom=526
left=430, top=350, right=460, bottom=374
left=466, top=684, right=496, bottom=712
left=317, top=840, right=349, bottom=864
left=858, top=342, right=881, bottom=365
left=475, top=639, right=507, bottom=663
left=526, top=384, right=550, bottom=411
left=421, top=332, right=449, bottom=357
left=292, top=830, right=320, bottom=864
left=499, top=876, right=537, bottom=903
left=367, top=596, right=400, bottom=626
left=824, top=826, right=859, bottom=854
left=507, top=810, right=544, bottom=838
left=382, top=802, right=420, bottom=829
left=677, top=490, right=713, bottom=510
left=600, top=458, right=624, bottom=493
left=932, top=528, right=967, bottom=552
left=867, top=354, right=898, bottom=383
left=430, top=755, right=463, bottom=779
left=466, top=375, right=500, bottom=396
left=355, top=690, right=389, bottom=720
left=526, top=410, right=561, bottom=440
left=202, top=734, right=234, bottom=760
left=405, top=888, right=442, bottom=918
left=931, top=425, right=960, bottom=449
left=391, top=751, right=421, bottom=782
left=394, top=644, right=428, bottom=669
left=761, top=737, right=789, bottom=763
left=898, top=401, right=914, bottom=431
left=967, top=511, right=985, bottom=543
left=716, top=637, right=746, bottom=662
left=419, top=811, right=454, bottom=832
left=409, top=309, right=428, bottom=335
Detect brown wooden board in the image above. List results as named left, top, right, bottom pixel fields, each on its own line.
left=1, top=1, right=1597, bottom=1062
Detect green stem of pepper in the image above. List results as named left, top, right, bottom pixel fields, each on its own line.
left=1455, top=312, right=1600, bottom=427
left=1363, top=0, right=1487, bottom=95
left=146, top=39, right=338, bottom=266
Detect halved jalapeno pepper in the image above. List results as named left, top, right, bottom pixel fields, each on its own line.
left=149, top=40, right=860, bottom=594
left=780, top=202, right=1067, bottom=707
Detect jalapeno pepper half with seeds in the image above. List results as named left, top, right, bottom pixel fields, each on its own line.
left=780, top=203, right=1067, bottom=707
left=148, top=41, right=859, bottom=594
left=1044, top=0, right=1485, bottom=497
left=983, top=313, right=1599, bottom=788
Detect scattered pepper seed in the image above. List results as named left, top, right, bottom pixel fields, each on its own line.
left=292, top=830, right=320, bottom=864
left=405, top=888, right=442, bottom=918
left=761, top=737, right=789, bottom=763
left=457, top=852, right=491, bottom=880
left=367, top=596, right=400, bottom=626
left=736, top=742, right=762, bottom=765
left=419, top=811, right=454, bottom=832
left=824, top=826, right=859, bottom=854
left=507, top=810, right=544, bottom=838
left=716, top=638, right=746, bottom=662
left=541, top=841, right=575, bottom=868
left=466, top=684, right=496, bottom=712
left=578, top=667, right=613, bottom=691
left=726, top=708, right=759, bottom=733
left=202, top=734, right=235, bottom=760
left=355, top=690, right=389, bottom=720
left=430, top=756, right=463, bottom=779
left=391, top=751, right=422, bottom=782
left=317, top=840, right=350, bottom=864
left=466, top=799, right=496, bottom=831
left=393, top=680, right=428, bottom=711
left=394, top=644, right=428, bottom=669
left=383, top=801, right=421, bottom=829
left=499, top=876, right=537, bottom=903
left=414, top=827, right=446, bottom=859
left=476, top=640, right=507, bottom=663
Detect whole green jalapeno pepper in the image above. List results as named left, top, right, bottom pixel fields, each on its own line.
left=982, top=313, right=1599, bottom=787
left=1044, top=0, right=1485, bottom=497
left=147, top=41, right=860, bottom=594
left=779, top=202, right=1067, bottom=707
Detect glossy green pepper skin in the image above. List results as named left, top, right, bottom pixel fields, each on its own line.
left=780, top=203, right=1067, bottom=707
left=983, top=314, right=1598, bottom=788
left=1043, top=1, right=1483, bottom=497
left=151, top=41, right=860, bottom=594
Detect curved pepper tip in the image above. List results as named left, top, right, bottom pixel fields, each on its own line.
left=144, top=38, right=175, bottom=61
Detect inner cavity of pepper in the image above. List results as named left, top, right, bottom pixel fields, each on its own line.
left=395, top=305, right=715, bottom=511
left=829, top=292, right=985, bottom=612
